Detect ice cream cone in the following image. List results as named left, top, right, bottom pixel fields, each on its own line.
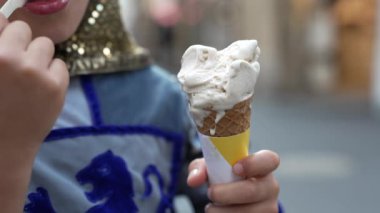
left=198, top=98, right=252, bottom=137
left=196, top=98, right=252, bottom=184
left=177, top=40, right=260, bottom=184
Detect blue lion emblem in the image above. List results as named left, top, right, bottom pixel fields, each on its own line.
left=142, top=165, right=174, bottom=213
left=25, top=150, right=174, bottom=212
left=76, top=150, right=138, bottom=213
left=24, top=187, right=56, bottom=213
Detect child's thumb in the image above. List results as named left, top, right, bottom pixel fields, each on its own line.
left=0, top=12, right=9, bottom=32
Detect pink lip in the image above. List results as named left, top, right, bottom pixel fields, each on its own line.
left=25, top=0, right=69, bottom=15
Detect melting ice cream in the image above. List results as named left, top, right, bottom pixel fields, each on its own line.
left=178, top=40, right=261, bottom=128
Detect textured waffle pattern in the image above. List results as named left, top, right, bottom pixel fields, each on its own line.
left=197, top=98, right=252, bottom=137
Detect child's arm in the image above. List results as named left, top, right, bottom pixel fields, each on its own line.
left=0, top=14, right=69, bottom=212
left=187, top=150, right=280, bottom=212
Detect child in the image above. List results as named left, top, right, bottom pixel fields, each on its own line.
left=0, top=0, right=281, bottom=212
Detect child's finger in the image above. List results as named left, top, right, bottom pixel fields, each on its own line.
left=0, top=13, right=9, bottom=33
left=48, top=58, right=69, bottom=91
left=0, top=20, right=32, bottom=51
left=26, top=37, right=55, bottom=69
left=233, top=150, right=280, bottom=178
left=187, top=158, right=208, bottom=187
left=207, top=174, right=279, bottom=205
left=205, top=199, right=279, bottom=213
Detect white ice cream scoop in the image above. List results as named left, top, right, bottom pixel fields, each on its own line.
left=0, top=0, right=27, bottom=18
left=178, top=40, right=261, bottom=126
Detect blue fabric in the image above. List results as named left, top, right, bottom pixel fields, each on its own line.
left=24, top=188, right=56, bottom=213
left=142, top=165, right=174, bottom=213
left=45, top=125, right=183, bottom=143
left=26, top=66, right=197, bottom=212
left=80, top=76, right=103, bottom=126
left=279, top=202, right=284, bottom=213
left=91, top=66, right=193, bottom=134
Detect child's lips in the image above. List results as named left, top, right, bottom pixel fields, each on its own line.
left=26, top=0, right=63, bottom=3
left=25, top=0, right=69, bottom=15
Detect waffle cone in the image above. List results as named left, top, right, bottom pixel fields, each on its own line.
left=197, top=98, right=252, bottom=137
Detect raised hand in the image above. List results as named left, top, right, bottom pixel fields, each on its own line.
left=0, top=14, right=68, bottom=150
left=0, top=14, right=69, bottom=212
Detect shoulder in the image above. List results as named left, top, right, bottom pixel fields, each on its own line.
left=121, top=65, right=188, bottom=108
left=91, top=65, right=184, bottom=99
left=137, top=65, right=184, bottom=97
left=67, top=66, right=191, bottom=131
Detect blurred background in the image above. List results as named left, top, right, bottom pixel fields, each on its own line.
left=122, top=0, right=380, bottom=212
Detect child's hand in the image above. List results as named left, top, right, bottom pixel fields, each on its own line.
left=0, top=14, right=69, bottom=212
left=187, top=150, right=280, bottom=213
left=0, top=14, right=69, bottom=153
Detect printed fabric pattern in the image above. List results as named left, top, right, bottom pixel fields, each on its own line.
left=24, top=66, right=195, bottom=213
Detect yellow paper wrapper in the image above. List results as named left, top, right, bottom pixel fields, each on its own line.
left=209, top=129, right=250, bottom=166
left=200, top=129, right=250, bottom=184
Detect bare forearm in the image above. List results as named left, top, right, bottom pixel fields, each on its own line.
left=0, top=144, right=38, bottom=212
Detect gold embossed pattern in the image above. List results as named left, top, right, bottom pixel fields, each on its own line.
left=55, top=0, right=151, bottom=76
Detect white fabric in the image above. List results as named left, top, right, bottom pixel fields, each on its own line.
left=119, top=0, right=138, bottom=34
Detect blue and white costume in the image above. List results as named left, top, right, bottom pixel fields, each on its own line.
left=23, top=1, right=198, bottom=212
left=25, top=66, right=197, bottom=213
